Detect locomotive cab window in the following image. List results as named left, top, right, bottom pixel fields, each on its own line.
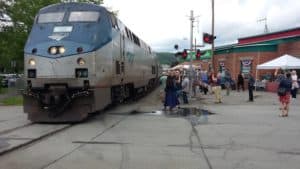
left=68, top=11, right=100, bottom=22
left=110, top=13, right=119, bottom=29
left=152, top=66, right=156, bottom=74
left=125, top=27, right=130, bottom=39
left=37, top=12, right=65, bottom=23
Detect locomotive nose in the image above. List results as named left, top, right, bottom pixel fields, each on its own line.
left=25, top=51, right=95, bottom=80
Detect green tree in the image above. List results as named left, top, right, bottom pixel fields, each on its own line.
left=0, top=0, right=103, bottom=73
left=0, top=0, right=61, bottom=73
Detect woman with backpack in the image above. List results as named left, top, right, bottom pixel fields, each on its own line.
left=277, top=72, right=292, bottom=117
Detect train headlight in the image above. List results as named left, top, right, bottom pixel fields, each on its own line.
left=49, top=47, right=57, bottom=55
left=28, top=59, right=36, bottom=66
left=77, top=58, right=86, bottom=65
left=58, top=46, right=65, bottom=54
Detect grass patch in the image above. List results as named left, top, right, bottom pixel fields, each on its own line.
left=0, top=88, right=9, bottom=94
left=1, top=95, right=23, bottom=106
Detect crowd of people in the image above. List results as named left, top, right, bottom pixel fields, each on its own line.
left=160, top=67, right=299, bottom=117
left=160, top=68, right=236, bottom=111
left=162, top=69, right=189, bottom=111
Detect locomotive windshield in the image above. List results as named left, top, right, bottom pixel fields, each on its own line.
left=68, top=11, right=100, bottom=22
left=38, top=12, right=65, bottom=23
left=37, top=11, right=99, bottom=23
left=26, top=8, right=110, bottom=56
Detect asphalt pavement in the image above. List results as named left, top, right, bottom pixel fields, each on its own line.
left=0, top=88, right=299, bottom=169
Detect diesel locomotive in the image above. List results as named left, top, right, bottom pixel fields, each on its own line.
left=23, top=2, right=160, bottom=122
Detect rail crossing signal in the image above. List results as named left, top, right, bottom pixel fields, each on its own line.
left=175, top=49, right=203, bottom=60
left=182, top=49, right=188, bottom=59
left=203, top=33, right=216, bottom=44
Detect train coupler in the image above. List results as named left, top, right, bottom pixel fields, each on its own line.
left=71, top=90, right=90, bottom=99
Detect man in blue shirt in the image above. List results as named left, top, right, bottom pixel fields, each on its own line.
left=224, top=68, right=232, bottom=96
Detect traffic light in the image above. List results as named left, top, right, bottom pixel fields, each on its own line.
left=174, top=44, right=179, bottom=50
left=203, top=33, right=216, bottom=44
left=196, top=49, right=201, bottom=59
left=182, top=49, right=188, bottom=59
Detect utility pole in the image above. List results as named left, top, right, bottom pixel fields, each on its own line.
left=211, top=0, right=215, bottom=72
left=189, top=10, right=194, bottom=73
left=189, top=10, right=195, bottom=95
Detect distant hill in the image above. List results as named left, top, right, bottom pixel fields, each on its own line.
left=156, top=52, right=177, bottom=65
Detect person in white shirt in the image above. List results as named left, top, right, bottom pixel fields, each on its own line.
left=291, top=70, right=299, bottom=98
left=181, top=75, right=190, bottom=104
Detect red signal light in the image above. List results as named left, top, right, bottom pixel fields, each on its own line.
left=203, top=33, right=216, bottom=44
left=204, top=37, right=210, bottom=43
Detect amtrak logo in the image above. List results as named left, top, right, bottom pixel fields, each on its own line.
left=48, top=33, right=68, bottom=41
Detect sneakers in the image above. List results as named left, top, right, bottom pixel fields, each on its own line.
left=279, top=114, right=288, bottom=117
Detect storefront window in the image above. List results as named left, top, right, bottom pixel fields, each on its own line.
left=241, top=60, right=252, bottom=78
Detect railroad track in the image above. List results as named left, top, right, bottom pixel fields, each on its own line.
left=0, top=122, right=34, bottom=135
left=0, top=110, right=114, bottom=156
left=0, top=88, right=156, bottom=157
left=0, top=122, right=72, bottom=156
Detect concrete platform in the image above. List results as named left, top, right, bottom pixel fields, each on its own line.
left=0, top=106, right=30, bottom=134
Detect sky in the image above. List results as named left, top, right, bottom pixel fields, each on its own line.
left=103, top=0, right=300, bottom=52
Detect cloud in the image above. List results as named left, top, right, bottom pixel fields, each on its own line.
left=104, top=0, right=300, bottom=52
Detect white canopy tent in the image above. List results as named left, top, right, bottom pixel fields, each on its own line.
left=170, top=64, right=200, bottom=70
left=256, top=54, right=300, bottom=70
left=255, top=54, right=300, bottom=91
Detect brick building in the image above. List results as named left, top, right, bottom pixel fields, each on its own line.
left=210, top=27, right=300, bottom=81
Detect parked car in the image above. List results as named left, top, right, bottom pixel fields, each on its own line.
left=0, top=74, right=20, bottom=87
left=0, top=74, right=8, bottom=87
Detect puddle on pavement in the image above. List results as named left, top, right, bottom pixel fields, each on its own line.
left=151, top=107, right=214, bottom=117
left=108, top=107, right=215, bottom=125
left=107, top=110, right=142, bottom=115
left=151, top=107, right=215, bottom=125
